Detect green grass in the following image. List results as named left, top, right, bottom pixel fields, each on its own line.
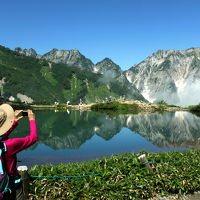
left=91, top=101, right=139, bottom=111
left=91, top=101, right=181, bottom=114
left=188, top=104, right=200, bottom=112
left=40, top=66, right=58, bottom=86
left=155, top=101, right=180, bottom=111
left=29, top=150, right=200, bottom=199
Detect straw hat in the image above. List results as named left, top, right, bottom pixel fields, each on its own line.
left=0, top=104, right=14, bottom=136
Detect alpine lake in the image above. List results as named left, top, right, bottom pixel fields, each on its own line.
left=11, top=109, right=200, bottom=167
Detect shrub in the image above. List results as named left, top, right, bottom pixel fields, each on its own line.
left=91, top=101, right=139, bottom=111
left=188, top=104, right=200, bottom=112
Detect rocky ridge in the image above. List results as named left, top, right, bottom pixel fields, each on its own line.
left=15, top=47, right=94, bottom=71
left=14, top=46, right=200, bottom=106
left=15, top=47, right=40, bottom=58
left=42, top=48, right=94, bottom=71
left=125, top=48, right=200, bottom=106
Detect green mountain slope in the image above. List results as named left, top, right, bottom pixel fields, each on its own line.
left=0, top=45, right=147, bottom=104
left=0, top=46, right=118, bottom=104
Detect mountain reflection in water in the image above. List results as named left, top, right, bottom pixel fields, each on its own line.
left=12, top=110, right=200, bottom=165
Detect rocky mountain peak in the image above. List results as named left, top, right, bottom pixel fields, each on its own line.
left=125, top=47, right=200, bottom=106
left=47, top=48, right=80, bottom=55
left=50, top=48, right=58, bottom=52
left=15, top=47, right=38, bottom=58
left=100, top=57, right=116, bottom=64
left=186, top=47, right=200, bottom=52
left=94, top=57, right=121, bottom=74
left=92, top=57, right=146, bottom=101
left=42, top=48, right=94, bottom=71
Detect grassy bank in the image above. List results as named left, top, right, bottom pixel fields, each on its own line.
left=29, top=150, right=200, bottom=199
left=91, top=101, right=182, bottom=113
left=91, top=101, right=140, bottom=114
left=91, top=101, right=139, bottom=110
left=188, top=104, right=200, bottom=112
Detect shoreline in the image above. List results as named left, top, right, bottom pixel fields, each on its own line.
left=30, top=100, right=189, bottom=112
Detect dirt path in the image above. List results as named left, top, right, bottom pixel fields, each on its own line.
left=149, top=192, right=200, bottom=200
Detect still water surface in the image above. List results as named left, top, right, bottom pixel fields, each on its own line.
left=11, top=110, right=200, bottom=166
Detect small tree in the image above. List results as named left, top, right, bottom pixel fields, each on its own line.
left=157, top=100, right=167, bottom=105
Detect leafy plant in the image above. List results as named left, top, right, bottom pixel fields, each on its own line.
left=28, top=150, right=200, bottom=199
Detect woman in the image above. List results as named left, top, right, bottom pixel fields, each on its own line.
left=0, top=103, right=38, bottom=200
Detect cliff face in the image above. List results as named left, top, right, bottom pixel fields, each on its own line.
left=125, top=48, right=200, bottom=106
left=15, top=47, right=39, bottom=58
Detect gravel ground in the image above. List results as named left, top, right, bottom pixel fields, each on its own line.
left=149, top=192, right=200, bottom=200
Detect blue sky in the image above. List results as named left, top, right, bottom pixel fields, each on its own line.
left=0, top=0, right=200, bottom=70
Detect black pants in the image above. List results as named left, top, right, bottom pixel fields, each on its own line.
left=3, top=181, right=25, bottom=200
left=15, top=182, right=25, bottom=200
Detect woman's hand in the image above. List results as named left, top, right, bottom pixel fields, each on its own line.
left=14, top=110, right=23, bottom=122
left=28, top=110, right=35, bottom=121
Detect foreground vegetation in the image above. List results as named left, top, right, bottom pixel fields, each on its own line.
left=29, top=150, right=200, bottom=199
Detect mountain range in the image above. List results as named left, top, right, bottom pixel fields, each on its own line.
left=1, top=45, right=200, bottom=106
left=0, top=45, right=144, bottom=104
left=15, top=47, right=146, bottom=101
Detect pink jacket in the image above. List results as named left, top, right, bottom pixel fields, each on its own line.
left=3, top=120, right=38, bottom=175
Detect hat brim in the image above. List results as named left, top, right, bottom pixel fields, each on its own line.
left=0, top=104, right=14, bottom=136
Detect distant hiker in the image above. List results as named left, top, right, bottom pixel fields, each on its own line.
left=79, top=99, right=83, bottom=105
left=108, top=96, right=112, bottom=102
left=0, top=104, right=38, bottom=200
left=54, top=102, right=59, bottom=107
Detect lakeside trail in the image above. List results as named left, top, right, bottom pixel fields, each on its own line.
left=31, top=103, right=95, bottom=110
left=31, top=100, right=188, bottom=112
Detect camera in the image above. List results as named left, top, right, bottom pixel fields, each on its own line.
left=22, top=111, right=28, bottom=116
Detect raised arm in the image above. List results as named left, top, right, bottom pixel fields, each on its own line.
left=5, top=110, right=38, bottom=155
